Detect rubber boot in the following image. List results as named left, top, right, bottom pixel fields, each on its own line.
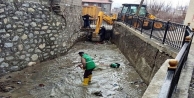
left=82, top=78, right=89, bottom=86
left=88, top=75, right=92, bottom=82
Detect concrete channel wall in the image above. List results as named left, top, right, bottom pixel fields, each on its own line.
left=0, top=0, right=83, bottom=76
left=111, top=22, right=178, bottom=85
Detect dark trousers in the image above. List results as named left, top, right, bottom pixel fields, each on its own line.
left=100, top=34, right=105, bottom=42
left=84, top=20, right=90, bottom=28
left=84, top=68, right=94, bottom=78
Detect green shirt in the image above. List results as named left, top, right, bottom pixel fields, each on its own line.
left=82, top=54, right=96, bottom=70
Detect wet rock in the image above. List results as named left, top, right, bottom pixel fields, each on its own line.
left=6, top=76, right=12, bottom=79
left=92, top=91, right=103, bottom=97
left=0, top=86, right=14, bottom=92
left=0, top=96, right=12, bottom=98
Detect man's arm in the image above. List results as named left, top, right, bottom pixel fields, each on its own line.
left=81, top=57, right=86, bottom=69
left=89, top=15, right=92, bottom=17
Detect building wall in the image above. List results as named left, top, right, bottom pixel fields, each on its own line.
left=0, top=0, right=83, bottom=76
left=184, top=0, right=194, bottom=28
left=82, top=2, right=111, bottom=14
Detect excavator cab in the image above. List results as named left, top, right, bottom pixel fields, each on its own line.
left=117, top=3, right=163, bottom=30
left=118, top=4, right=147, bottom=21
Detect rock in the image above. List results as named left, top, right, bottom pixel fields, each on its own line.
left=18, top=44, right=23, bottom=51
left=3, top=18, right=8, bottom=24
left=6, top=24, right=11, bottom=29
left=41, top=26, right=48, bottom=30
left=15, top=11, right=23, bottom=15
left=17, top=29, right=24, bottom=32
left=27, top=62, right=36, bottom=67
left=0, top=58, right=4, bottom=63
left=0, top=62, right=9, bottom=68
left=28, top=8, right=35, bottom=12
left=30, top=22, right=37, bottom=27
left=6, top=56, right=14, bottom=60
left=56, top=22, right=60, bottom=26
left=6, top=76, right=12, bottom=79
left=4, top=43, right=13, bottom=47
left=12, top=36, right=19, bottom=41
left=21, top=34, right=28, bottom=40
left=39, top=43, right=45, bottom=49
left=10, top=66, right=19, bottom=72
left=22, top=3, right=29, bottom=7
left=0, top=9, right=4, bottom=13
left=12, top=17, right=19, bottom=20
left=1, top=86, right=14, bottom=92
left=0, top=29, right=6, bottom=33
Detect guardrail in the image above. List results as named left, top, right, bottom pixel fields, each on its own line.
left=119, top=14, right=194, bottom=98
left=158, top=26, right=193, bottom=98
left=122, top=14, right=188, bottom=50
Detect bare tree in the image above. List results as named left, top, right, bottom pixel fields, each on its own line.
left=162, top=2, right=172, bottom=13
left=147, top=0, right=165, bottom=16
left=136, top=0, right=144, bottom=15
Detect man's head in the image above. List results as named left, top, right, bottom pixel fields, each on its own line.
left=78, top=52, right=84, bottom=56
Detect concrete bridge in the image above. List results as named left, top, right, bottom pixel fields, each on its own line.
left=0, top=0, right=194, bottom=98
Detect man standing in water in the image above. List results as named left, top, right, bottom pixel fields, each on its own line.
left=82, top=14, right=92, bottom=28
left=78, top=52, right=96, bottom=86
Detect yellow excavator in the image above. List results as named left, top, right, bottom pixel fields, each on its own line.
left=117, top=3, right=163, bottom=30
left=82, top=6, right=116, bottom=41
left=91, top=11, right=116, bottom=41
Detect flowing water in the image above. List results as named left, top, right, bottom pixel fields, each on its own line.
left=0, top=41, right=147, bottom=98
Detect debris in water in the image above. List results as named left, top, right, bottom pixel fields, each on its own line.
left=92, top=91, right=103, bottom=96
left=113, top=84, right=118, bottom=87
left=39, top=84, right=45, bottom=87
left=135, top=85, right=139, bottom=88
left=110, top=63, right=120, bottom=68
left=17, top=81, right=21, bottom=84
left=72, top=61, right=80, bottom=64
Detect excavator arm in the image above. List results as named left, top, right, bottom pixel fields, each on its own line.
left=94, top=11, right=116, bottom=35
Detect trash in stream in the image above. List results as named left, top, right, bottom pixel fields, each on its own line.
left=17, top=81, right=21, bottom=84
left=92, top=91, right=103, bottom=97
left=110, top=63, right=120, bottom=68
left=39, top=84, right=45, bottom=87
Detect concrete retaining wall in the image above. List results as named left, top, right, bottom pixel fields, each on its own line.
left=0, top=0, right=83, bottom=76
left=111, top=22, right=177, bottom=84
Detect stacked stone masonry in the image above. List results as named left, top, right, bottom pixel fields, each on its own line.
left=0, top=0, right=83, bottom=76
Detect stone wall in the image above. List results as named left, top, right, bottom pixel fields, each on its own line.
left=111, top=22, right=177, bottom=84
left=0, top=0, right=83, bottom=76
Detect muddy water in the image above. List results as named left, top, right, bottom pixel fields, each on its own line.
left=0, top=41, right=147, bottom=98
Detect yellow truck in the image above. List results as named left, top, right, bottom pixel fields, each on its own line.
left=82, top=6, right=101, bottom=20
